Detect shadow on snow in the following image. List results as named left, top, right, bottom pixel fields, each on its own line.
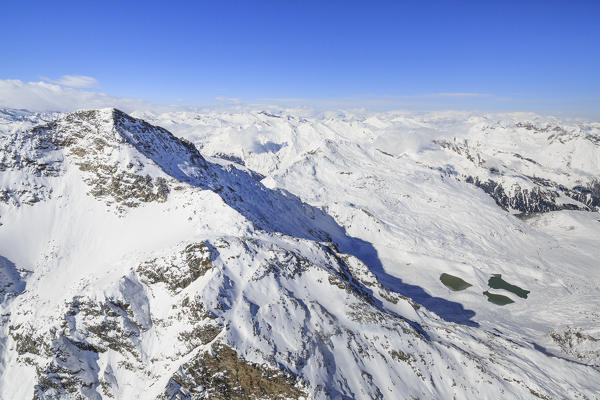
left=205, top=160, right=479, bottom=328
left=124, top=112, right=480, bottom=329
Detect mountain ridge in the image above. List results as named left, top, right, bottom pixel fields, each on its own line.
left=0, top=108, right=599, bottom=399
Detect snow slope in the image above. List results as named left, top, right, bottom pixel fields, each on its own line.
left=0, top=108, right=598, bottom=399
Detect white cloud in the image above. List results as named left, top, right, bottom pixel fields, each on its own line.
left=5, top=80, right=567, bottom=118
left=41, top=75, right=99, bottom=88
left=0, top=79, right=180, bottom=113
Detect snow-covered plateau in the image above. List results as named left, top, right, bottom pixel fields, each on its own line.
left=0, top=106, right=599, bottom=399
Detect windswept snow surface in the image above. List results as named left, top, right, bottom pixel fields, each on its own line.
left=0, top=107, right=598, bottom=399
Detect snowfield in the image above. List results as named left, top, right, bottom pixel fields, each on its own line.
left=0, top=107, right=598, bottom=399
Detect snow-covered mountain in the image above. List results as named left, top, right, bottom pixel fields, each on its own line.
left=0, top=107, right=599, bottom=399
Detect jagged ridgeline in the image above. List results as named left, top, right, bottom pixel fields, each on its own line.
left=0, top=108, right=599, bottom=399
left=0, top=109, right=209, bottom=209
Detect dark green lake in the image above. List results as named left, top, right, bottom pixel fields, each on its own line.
left=440, top=273, right=472, bottom=291
left=488, top=274, right=529, bottom=299
left=483, top=290, right=514, bottom=305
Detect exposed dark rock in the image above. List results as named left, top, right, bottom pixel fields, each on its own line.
left=0, top=108, right=209, bottom=209
left=464, top=176, right=599, bottom=214
left=465, top=176, right=563, bottom=213
left=137, top=241, right=214, bottom=293
left=161, top=343, right=306, bottom=400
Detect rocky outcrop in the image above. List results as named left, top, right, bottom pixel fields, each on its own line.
left=465, top=176, right=599, bottom=214
left=0, top=108, right=207, bottom=209
left=436, top=130, right=600, bottom=215
left=137, top=242, right=214, bottom=293
left=162, top=343, right=306, bottom=400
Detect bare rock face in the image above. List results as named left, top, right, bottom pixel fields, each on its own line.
left=137, top=241, right=214, bottom=293
left=162, top=343, right=306, bottom=400
left=0, top=108, right=208, bottom=209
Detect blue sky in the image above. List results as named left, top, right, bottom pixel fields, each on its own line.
left=1, top=0, right=599, bottom=116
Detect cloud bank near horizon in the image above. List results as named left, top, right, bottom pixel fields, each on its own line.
left=0, top=79, right=167, bottom=113
left=2, top=79, right=492, bottom=114
left=0, top=78, right=596, bottom=120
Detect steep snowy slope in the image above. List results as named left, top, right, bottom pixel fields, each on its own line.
left=0, top=108, right=598, bottom=399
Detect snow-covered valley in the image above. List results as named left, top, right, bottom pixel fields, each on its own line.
left=0, top=107, right=598, bottom=399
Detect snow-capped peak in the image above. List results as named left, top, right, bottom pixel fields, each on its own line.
left=0, top=108, right=598, bottom=399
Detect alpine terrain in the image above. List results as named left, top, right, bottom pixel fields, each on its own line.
left=0, top=107, right=599, bottom=400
